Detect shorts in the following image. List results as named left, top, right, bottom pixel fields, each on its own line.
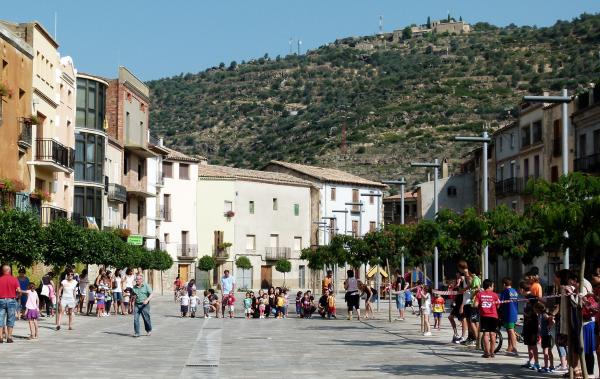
left=463, top=304, right=473, bottom=320
left=450, top=303, right=464, bottom=321
left=346, top=292, right=360, bottom=311
left=113, top=292, right=123, bottom=302
left=60, top=298, right=76, bottom=309
left=97, top=304, right=105, bottom=311
left=25, top=308, right=40, bottom=320
left=479, top=316, right=498, bottom=332
left=434, top=312, right=442, bottom=319
left=245, top=308, right=252, bottom=315
left=328, top=306, right=336, bottom=314
left=396, top=295, right=405, bottom=309
left=181, top=305, right=189, bottom=313
left=503, top=322, right=516, bottom=330
left=523, top=332, right=538, bottom=346
left=405, top=300, right=413, bottom=307
left=229, top=305, right=235, bottom=312
left=422, top=307, right=431, bottom=316
left=190, top=306, right=197, bottom=313
left=541, top=335, right=554, bottom=349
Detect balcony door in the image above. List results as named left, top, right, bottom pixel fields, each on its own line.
left=580, top=134, right=587, bottom=158
left=181, top=231, right=188, bottom=255
left=594, top=130, right=600, bottom=154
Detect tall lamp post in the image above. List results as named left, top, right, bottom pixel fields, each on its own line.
left=454, top=131, right=491, bottom=279
left=523, top=89, right=571, bottom=269
left=411, top=159, right=441, bottom=289
left=360, top=192, right=383, bottom=311
left=383, top=177, right=407, bottom=275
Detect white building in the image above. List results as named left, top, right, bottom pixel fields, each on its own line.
left=160, top=147, right=202, bottom=287
left=197, top=165, right=314, bottom=290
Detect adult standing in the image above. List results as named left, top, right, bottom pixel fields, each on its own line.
left=131, top=274, right=153, bottom=337
left=77, top=269, right=89, bottom=315
left=343, top=270, right=361, bottom=321
left=220, top=270, right=236, bottom=316
left=322, top=270, right=334, bottom=295
left=0, top=264, right=23, bottom=343
left=38, top=272, right=53, bottom=317
left=394, top=270, right=407, bottom=321
left=112, top=269, right=124, bottom=315
left=123, top=268, right=136, bottom=314
left=56, top=270, right=77, bottom=330
left=17, top=268, right=30, bottom=319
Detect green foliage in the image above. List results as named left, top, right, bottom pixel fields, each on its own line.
left=42, top=218, right=87, bottom=269
left=235, top=256, right=252, bottom=270
left=402, top=26, right=412, bottom=40
left=0, top=208, right=43, bottom=266
left=197, top=255, right=216, bottom=272
left=275, top=259, right=292, bottom=274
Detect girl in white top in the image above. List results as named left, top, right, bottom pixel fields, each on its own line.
left=112, top=269, right=124, bottom=315
left=57, top=271, right=77, bottom=331
left=25, top=283, right=40, bottom=339
left=123, top=268, right=135, bottom=313
left=421, top=286, right=432, bottom=336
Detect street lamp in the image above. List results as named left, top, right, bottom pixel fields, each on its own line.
left=383, top=177, right=407, bottom=275
left=411, top=160, right=441, bottom=289
left=523, top=89, right=571, bottom=269
left=454, top=131, right=491, bottom=280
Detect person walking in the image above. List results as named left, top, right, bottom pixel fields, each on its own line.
left=131, top=275, right=154, bottom=337
left=56, top=270, right=78, bottom=330
left=220, top=270, right=236, bottom=316
left=0, top=264, right=24, bottom=343
left=112, top=269, right=124, bottom=315
left=344, top=270, right=361, bottom=321
left=17, top=268, right=29, bottom=319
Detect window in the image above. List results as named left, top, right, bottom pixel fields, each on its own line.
left=76, top=77, right=106, bottom=130
left=224, top=201, right=233, bottom=212
left=163, top=162, right=173, bottom=178
left=534, top=155, right=540, bottom=178
left=351, top=220, right=359, bottom=237
left=270, top=234, right=279, bottom=248
left=74, top=132, right=105, bottom=183
left=369, top=221, right=376, bottom=232
left=294, top=237, right=302, bottom=251
left=331, top=187, right=336, bottom=201
left=137, top=159, right=144, bottom=181
left=369, top=192, right=375, bottom=204
left=246, top=235, right=256, bottom=250
left=179, top=163, right=189, bottom=180
left=352, top=189, right=359, bottom=211
left=447, top=186, right=457, bottom=197
left=510, top=133, right=515, bottom=148
left=521, top=127, right=530, bottom=147
left=329, top=218, right=336, bottom=236
left=579, top=134, right=587, bottom=158
left=164, top=194, right=171, bottom=221
left=294, top=203, right=299, bottom=216
left=73, top=185, right=103, bottom=228
left=272, top=198, right=278, bottom=211
left=524, top=158, right=530, bottom=178
left=164, top=233, right=170, bottom=244
left=249, top=201, right=255, bottom=214
left=594, top=130, right=600, bottom=154
left=532, top=120, right=542, bottom=144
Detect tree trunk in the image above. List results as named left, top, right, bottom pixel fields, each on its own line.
left=579, top=256, right=589, bottom=379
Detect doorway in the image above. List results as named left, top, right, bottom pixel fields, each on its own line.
left=178, top=264, right=189, bottom=284
left=261, top=265, right=272, bottom=289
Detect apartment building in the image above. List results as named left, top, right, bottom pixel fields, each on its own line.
left=383, top=192, right=419, bottom=225
left=197, top=165, right=313, bottom=290
left=573, top=86, right=600, bottom=176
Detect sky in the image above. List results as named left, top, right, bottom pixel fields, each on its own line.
left=2, top=1, right=598, bottom=81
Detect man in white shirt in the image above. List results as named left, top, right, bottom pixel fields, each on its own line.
left=220, top=270, right=236, bottom=316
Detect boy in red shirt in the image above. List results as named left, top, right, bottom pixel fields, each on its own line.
left=474, top=279, right=500, bottom=358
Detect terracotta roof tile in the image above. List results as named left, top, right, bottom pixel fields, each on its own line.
left=163, top=146, right=204, bottom=163
left=199, top=164, right=314, bottom=187
left=268, top=160, right=386, bottom=188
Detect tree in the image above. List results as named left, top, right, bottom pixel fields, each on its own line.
left=198, top=255, right=216, bottom=287
left=235, top=256, right=252, bottom=289
left=42, top=218, right=87, bottom=270
left=402, top=26, right=412, bottom=40
left=0, top=208, right=43, bottom=267
left=426, top=16, right=431, bottom=29
left=275, top=259, right=292, bottom=287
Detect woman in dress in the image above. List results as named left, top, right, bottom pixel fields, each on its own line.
left=56, top=270, right=77, bottom=330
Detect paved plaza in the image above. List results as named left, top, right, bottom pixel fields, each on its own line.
left=1, top=295, right=548, bottom=378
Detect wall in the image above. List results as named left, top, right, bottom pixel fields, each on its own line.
left=417, top=174, right=475, bottom=220
left=105, top=140, right=123, bottom=228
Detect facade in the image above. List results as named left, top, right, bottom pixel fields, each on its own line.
left=160, top=147, right=201, bottom=287
left=0, top=22, right=34, bottom=199
left=383, top=192, right=419, bottom=225
left=415, top=173, right=475, bottom=220
left=105, top=136, right=125, bottom=229
left=573, top=86, right=600, bottom=175
left=197, top=165, right=313, bottom=290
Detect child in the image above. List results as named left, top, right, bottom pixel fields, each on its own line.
left=520, top=281, right=540, bottom=370
left=327, top=290, right=336, bottom=319
left=499, top=277, right=519, bottom=356
left=421, top=285, right=432, bottom=336
left=96, top=289, right=106, bottom=318
left=276, top=293, right=285, bottom=319
left=302, top=292, right=313, bottom=318
left=203, top=290, right=211, bottom=318
left=86, top=285, right=96, bottom=316
left=295, top=291, right=303, bottom=318
left=180, top=289, right=190, bottom=317
left=123, top=289, right=131, bottom=314
left=433, top=293, right=445, bottom=330
left=24, top=283, right=40, bottom=340
left=259, top=294, right=267, bottom=318
left=190, top=290, right=199, bottom=318
left=405, top=288, right=416, bottom=315
left=244, top=292, right=253, bottom=319
left=536, top=302, right=555, bottom=373
left=283, top=289, right=289, bottom=318
left=227, top=293, right=236, bottom=318
left=474, top=279, right=500, bottom=358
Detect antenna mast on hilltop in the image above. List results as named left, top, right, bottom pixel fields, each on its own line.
left=289, top=38, right=293, bottom=54
left=297, top=39, right=302, bottom=55
left=379, top=15, right=383, bottom=35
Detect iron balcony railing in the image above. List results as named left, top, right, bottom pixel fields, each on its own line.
left=177, top=244, right=197, bottom=258
left=574, top=153, right=600, bottom=174
left=35, top=139, right=74, bottom=169
left=107, top=183, right=127, bottom=203
left=494, top=177, right=523, bottom=197
left=265, top=247, right=291, bottom=260
left=18, top=118, right=33, bottom=150
left=40, top=205, right=68, bottom=226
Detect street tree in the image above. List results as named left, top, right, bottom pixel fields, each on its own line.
left=0, top=208, right=43, bottom=267
left=235, top=256, right=253, bottom=289
left=198, top=255, right=216, bottom=287
left=275, top=259, right=292, bottom=287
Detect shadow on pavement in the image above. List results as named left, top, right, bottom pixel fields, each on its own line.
left=361, top=363, right=544, bottom=378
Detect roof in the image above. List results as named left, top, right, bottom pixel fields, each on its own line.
left=199, top=164, right=314, bottom=187
left=384, top=192, right=418, bottom=201
left=163, top=147, right=203, bottom=163
left=268, top=160, right=386, bottom=188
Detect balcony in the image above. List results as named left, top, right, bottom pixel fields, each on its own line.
left=575, top=153, right=600, bottom=174
left=148, top=132, right=160, bottom=147
left=122, top=172, right=155, bottom=198
left=33, top=139, right=74, bottom=173
left=155, top=175, right=164, bottom=188
left=40, top=205, right=68, bottom=226
left=177, top=244, right=197, bottom=260
left=494, top=177, right=523, bottom=197
left=265, top=247, right=291, bottom=260
left=213, top=245, right=230, bottom=261
left=156, top=205, right=165, bottom=221
left=552, top=139, right=562, bottom=157
left=18, top=118, right=33, bottom=152
left=107, top=183, right=127, bottom=203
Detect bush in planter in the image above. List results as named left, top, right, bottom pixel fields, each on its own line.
left=28, top=115, right=42, bottom=126
left=217, top=242, right=232, bottom=251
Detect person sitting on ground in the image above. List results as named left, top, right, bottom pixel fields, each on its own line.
left=302, top=292, right=313, bottom=319
left=318, top=291, right=329, bottom=318
left=208, top=288, right=220, bottom=318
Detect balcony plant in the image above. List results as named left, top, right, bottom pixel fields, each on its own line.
left=216, top=242, right=232, bottom=251
left=224, top=210, right=235, bottom=219
left=27, top=115, right=41, bottom=126
left=31, top=188, right=51, bottom=202
left=0, top=81, right=12, bottom=97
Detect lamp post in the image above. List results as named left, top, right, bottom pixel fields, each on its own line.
left=411, top=160, right=441, bottom=289
left=523, top=89, right=571, bottom=269
left=454, top=132, right=491, bottom=279
left=383, top=177, right=407, bottom=275
left=360, top=192, right=383, bottom=311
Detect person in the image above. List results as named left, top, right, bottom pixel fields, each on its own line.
left=180, top=288, right=190, bottom=317
left=276, top=292, right=285, bottom=319
left=520, top=281, right=540, bottom=370
left=0, top=264, right=24, bottom=343
left=415, top=281, right=424, bottom=315
left=302, top=292, right=313, bottom=318
left=56, top=270, right=77, bottom=331
left=112, top=269, right=124, bottom=315
left=203, top=290, right=211, bottom=318
left=95, top=288, right=106, bottom=318
left=528, top=271, right=543, bottom=300
left=243, top=292, right=252, bottom=319
left=187, top=279, right=196, bottom=297
left=433, top=293, right=445, bottom=330
left=24, top=283, right=39, bottom=340
left=267, top=287, right=276, bottom=318
left=208, top=288, right=220, bottom=318
left=449, top=273, right=466, bottom=343
left=421, top=285, right=432, bottom=336
left=86, top=285, right=96, bottom=316
left=474, top=279, right=500, bottom=358
left=282, top=288, right=289, bottom=318
left=536, top=302, right=555, bottom=373
left=405, top=287, right=416, bottom=315
left=499, top=277, right=519, bottom=356
left=39, top=272, right=53, bottom=317
left=77, top=269, right=89, bottom=315
left=458, top=261, right=481, bottom=347
left=226, top=293, right=236, bottom=318
left=360, top=282, right=375, bottom=319
left=123, top=288, right=131, bottom=315
left=190, top=290, right=199, bottom=318
left=327, top=290, right=336, bottom=319
left=344, top=270, right=360, bottom=321
left=395, top=270, right=407, bottom=321
left=305, top=290, right=316, bottom=315
left=17, top=268, right=30, bottom=319
left=123, top=268, right=136, bottom=314
left=322, top=270, right=334, bottom=295
left=131, top=275, right=153, bottom=337
left=318, top=291, right=328, bottom=318
left=220, top=270, right=236, bottom=316
left=295, top=291, right=303, bottom=317
left=173, top=276, right=182, bottom=301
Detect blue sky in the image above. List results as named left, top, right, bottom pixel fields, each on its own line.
left=2, top=1, right=598, bottom=81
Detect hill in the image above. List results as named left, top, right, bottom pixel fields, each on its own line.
left=148, top=13, right=600, bottom=186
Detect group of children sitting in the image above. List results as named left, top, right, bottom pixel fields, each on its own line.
left=86, top=284, right=131, bottom=318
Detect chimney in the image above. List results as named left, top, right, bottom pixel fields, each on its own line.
left=441, top=157, right=449, bottom=178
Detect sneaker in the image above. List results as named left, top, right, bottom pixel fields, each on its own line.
left=423, top=332, right=432, bottom=336
left=466, top=340, right=476, bottom=347
left=531, top=363, right=540, bottom=371
left=521, top=362, right=533, bottom=369
left=538, top=367, right=553, bottom=373
left=146, top=331, right=152, bottom=336
left=454, top=337, right=464, bottom=344
left=133, top=334, right=140, bottom=338
left=554, top=365, right=567, bottom=373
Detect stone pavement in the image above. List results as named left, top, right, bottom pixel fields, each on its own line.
left=0, top=295, right=550, bottom=378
